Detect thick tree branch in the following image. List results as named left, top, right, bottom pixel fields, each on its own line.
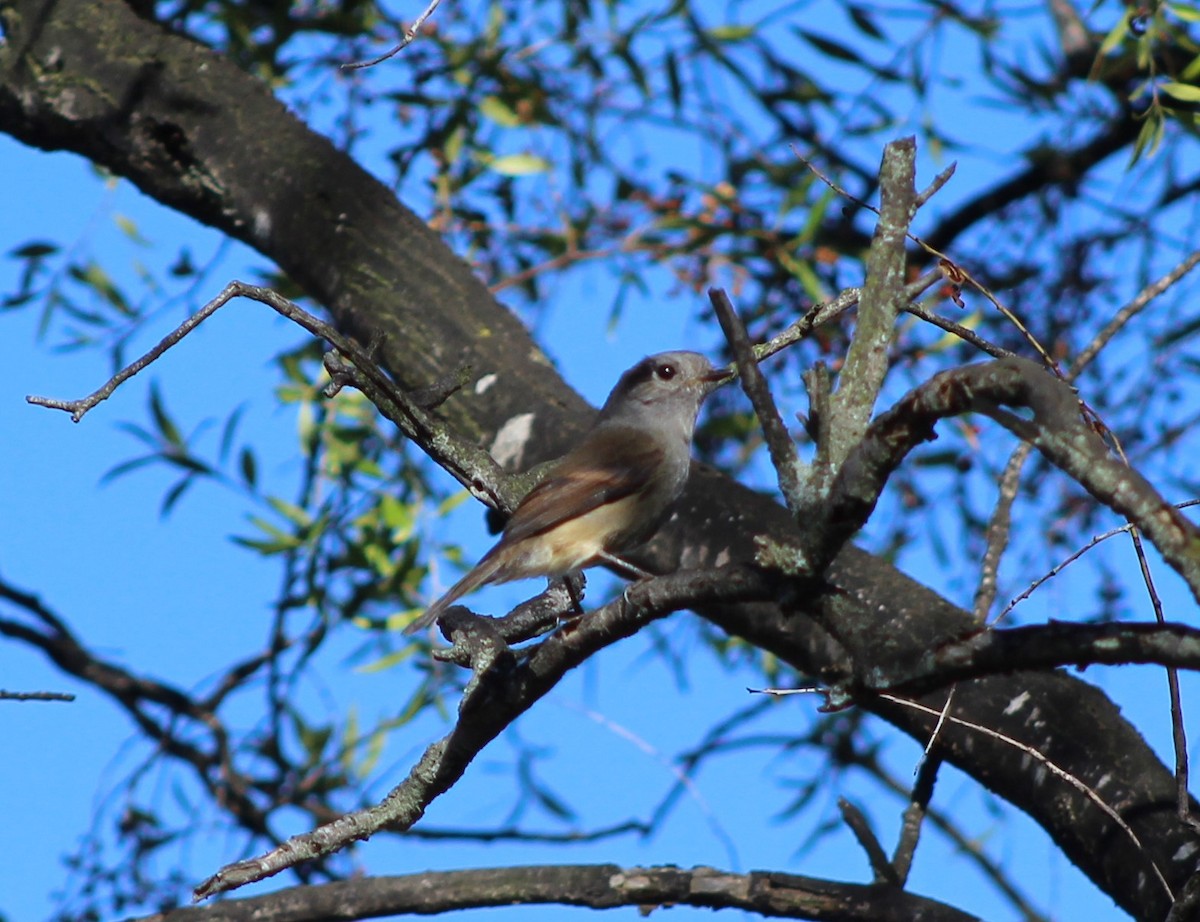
left=161, top=864, right=980, bottom=922
left=891, top=621, right=1200, bottom=694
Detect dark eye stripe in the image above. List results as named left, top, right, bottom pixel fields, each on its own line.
left=622, top=358, right=657, bottom=388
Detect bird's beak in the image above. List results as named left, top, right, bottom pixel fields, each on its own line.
left=701, top=366, right=735, bottom=393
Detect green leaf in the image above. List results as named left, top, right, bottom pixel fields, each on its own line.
left=218, top=405, right=245, bottom=462
left=161, top=477, right=194, bottom=516
left=100, top=454, right=159, bottom=483
left=436, top=490, right=471, bottom=517
left=341, top=707, right=360, bottom=777
left=480, top=96, right=521, bottom=127
left=68, top=260, right=133, bottom=315
left=357, top=647, right=416, bottom=673
left=231, top=533, right=303, bottom=554
left=443, top=125, right=466, bottom=165
left=1170, top=2, right=1200, bottom=23
left=292, top=713, right=332, bottom=764
left=356, top=724, right=387, bottom=780
left=114, top=213, right=150, bottom=246
left=239, top=447, right=257, bottom=489
left=488, top=153, right=552, bottom=176
left=796, top=186, right=836, bottom=243
left=1129, top=110, right=1166, bottom=164
left=162, top=451, right=215, bottom=477
left=267, top=495, right=313, bottom=527
left=149, top=383, right=184, bottom=448
left=9, top=241, right=59, bottom=259
left=363, top=542, right=395, bottom=578
left=665, top=49, right=683, bottom=112
left=1095, top=10, right=1133, bottom=61
left=379, top=493, right=417, bottom=540
left=847, top=5, right=885, bottom=41
left=243, top=511, right=304, bottom=547
left=533, top=783, right=577, bottom=821
left=796, top=28, right=866, bottom=66
left=706, top=24, right=755, bottom=42
left=1161, top=81, right=1200, bottom=102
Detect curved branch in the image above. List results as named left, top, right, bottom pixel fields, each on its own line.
left=163, top=864, right=979, bottom=922
left=828, top=357, right=1200, bottom=600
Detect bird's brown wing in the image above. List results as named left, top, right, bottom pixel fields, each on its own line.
left=500, top=425, right=664, bottom=545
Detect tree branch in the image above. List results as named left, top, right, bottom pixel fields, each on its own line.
left=827, top=357, right=1200, bottom=601
left=162, top=864, right=980, bottom=922
left=827, top=138, right=916, bottom=468
left=194, top=564, right=772, bottom=899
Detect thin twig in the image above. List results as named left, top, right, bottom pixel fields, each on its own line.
left=1106, top=434, right=1199, bottom=833
left=892, top=751, right=941, bottom=887
left=1071, top=248, right=1200, bottom=381
left=997, top=499, right=1200, bottom=623
left=974, top=443, right=1031, bottom=623
left=0, top=689, right=75, bottom=702
left=795, top=147, right=1061, bottom=377
left=341, top=0, right=443, bottom=70
left=902, top=301, right=1013, bottom=360
left=755, top=286, right=861, bottom=362
left=709, top=288, right=806, bottom=517
left=752, top=681, right=1173, bottom=899
left=755, top=268, right=946, bottom=365
left=28, top=288, right=235, bottom=422
left=1064, top=251, right=1200, bottom=831
left=28, top=281, right=516, bottom=519
left=914, top=162, right=958, bottom=209
left=838, top=798, right=900, bottom=885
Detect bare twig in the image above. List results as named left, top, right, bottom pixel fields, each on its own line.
left=404, top=820, right=649, bottom=843
left=709, top=288, right=806, bottom=517
left=839, top=797, right=901, bottom=885
left=341, top=0, right=443, bottom=70
left=28, top=281, right=518, bottom=520
left=973, top=443, right=1031, bottom=623
left=1071, top=248, right=1200, bottom=383
left=892, top=751, right=941, bottom=887
left=756, top=268, right=946, bottom=366
left=28, top=286, right=236, bottom=422
left=914, top=162, right=958, bottom=209
left=902, top=301, right=1013, bottom=360
left=998, top=500, right=1200, bottom=622
left=0, top=689, right=75, bottom=701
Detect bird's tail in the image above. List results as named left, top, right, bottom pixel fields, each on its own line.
left=403, top=549, right=508, bottom=635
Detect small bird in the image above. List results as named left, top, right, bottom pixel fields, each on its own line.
left=404, top=351, right=727, bottom=634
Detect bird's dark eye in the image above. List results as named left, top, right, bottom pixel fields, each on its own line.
left=655, top=363, right=677, bottom=380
